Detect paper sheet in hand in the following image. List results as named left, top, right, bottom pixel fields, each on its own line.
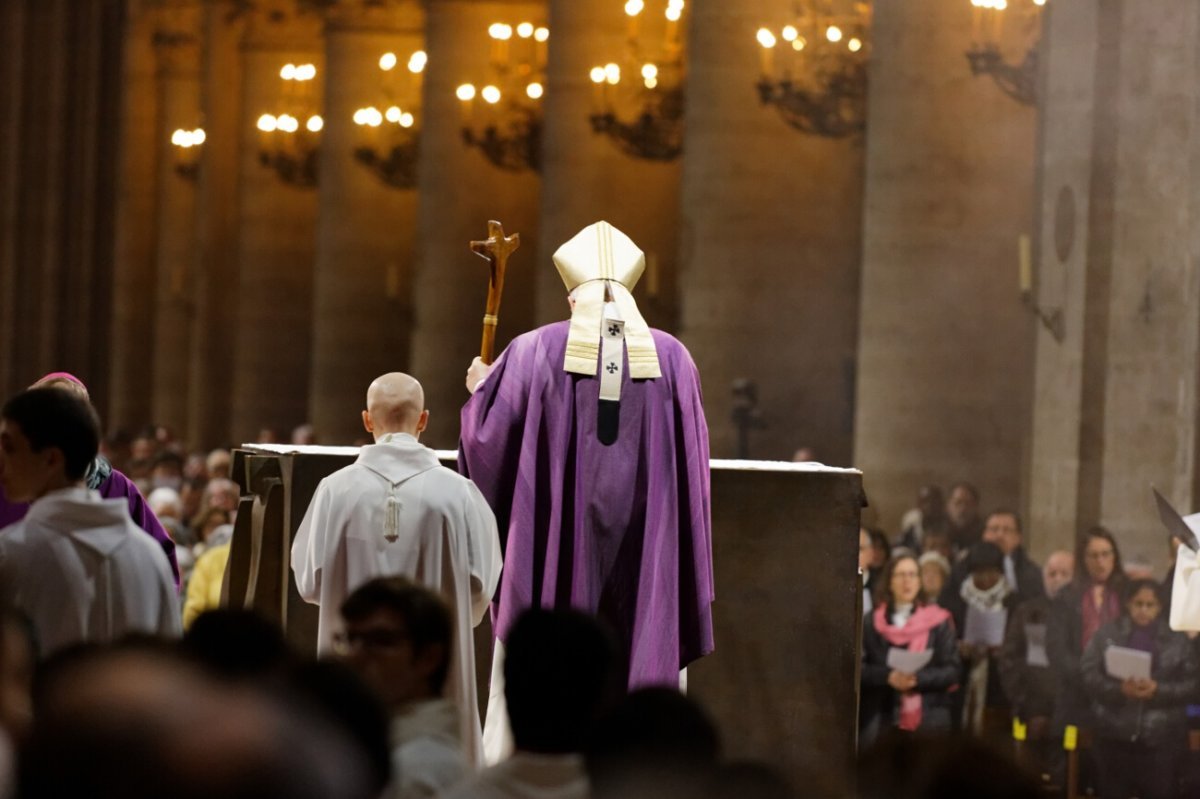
left=963, top=606, right=1008, bottom=647
left=1104, top=646, right=1152, bottom=681
left=886, top=647, right=933, bottom=674
left=1024, top=623, right=1049, bottom=667
left=1153, top=487, right=1200, bottom=551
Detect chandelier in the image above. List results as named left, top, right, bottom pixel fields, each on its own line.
left=754, top=1, right=871, bottom=139
left=255, top=62, right=322, bottom=187
left=169, top=127, right=205, bottom=181
left=965, top=0, right=1046, bottom=106
left=588, top=0, right=686, bottom=162
left=456, top=21, right=548, bottom=173
left=352, top=49, right=426, bottom=190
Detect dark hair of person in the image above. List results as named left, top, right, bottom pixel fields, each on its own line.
left=867, top=528, right=890, bottom=555
left=151, top=450, right=185, bottom=471
left=1073, top=525, right=1127, bottom=590
left=984, top=508, right=1023, bottom=534
left=340, top=577, right=453, bottom=696
left=181, top=609, right=293, bottom=682
left=948, top=482, right=980, bottom=502
left=504, top=608, right=620, bottom=753
left=1, top=388, right=100, bottom=481
left=965, top=541, right=1004, bottom=574
left=1123, top=578, right=1164, bottom=608
left=874, top=554, right=924, bottom=612
left=858, top=730, right=1041, bottom=799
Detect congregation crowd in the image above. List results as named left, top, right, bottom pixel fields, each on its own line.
left=859, top=482, right=1200, bottom=799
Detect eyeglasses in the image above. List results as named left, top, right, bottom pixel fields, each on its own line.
left=331, top=628, right=409, bottom=655
left=1085, top=549, right=1114, bottom=561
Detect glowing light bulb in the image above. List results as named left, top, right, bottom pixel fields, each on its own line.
left=641, top=63, right=658, bottom=80
left=300, top=64, right=317, bottom=81
left=534, top=27, right=549, bottom=42
left=257, top=114, right=278, bottom=132
left=604, top=63, right=620, bottom=85
left=517, top=22, right=534, bottom=38
left=277, top=114, right=299, bottom=133
left=385, top=106, right=401, bottom=123
left=756, top=28, right=777, bottom=49
left=665, top=6, right=681, bottom=21
left=193, top=128, right=206, bottom=145
left=826, top=25, right=843, bottom=42
left=280, top=64, right=296, bottom=80
left=408, top=50, right=427, bottom=73
left=782, top=25, right=798, bottom=41
left=353, top=108, right=367, bottom=125
left=644, top=76, right=658, bottom=89
left=481, top=85, right=501, bottom=104
left=526, top=82, right=543, bottom=99
left=624, top=0, right=644, bottom=17
left=306, top=115, right=323, bottom=132
left=489, top=23, right=512, bottom=40
left=792, top=37, right=806, bottom=51
left=1033, top=0, right=1046, bottom=5
left=848, top=37, right=862, bottom=52
left=171, top=129, right=187, bottom=146
left=456, top=84, right=477, bottom=101
left=590, top=66, right=606, bottom=84
left=399, top=112, right=414, bottom=128
left=367, top=108, right=383, bottom=127
left=379, top=52, right=397, bottom=71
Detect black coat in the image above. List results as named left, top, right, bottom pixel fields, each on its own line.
left=1047, top=581, right=1124, bottom=725
left=860, top=607, right=961, bottom=739
left=939, top=546, right=1045, bottom=611
left=998, top=597, right=1057, bottom=720
left=1081, top=616, right=1199, bottom=747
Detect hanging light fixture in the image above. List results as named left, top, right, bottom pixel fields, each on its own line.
left=965, top=0, right=1046, bottom=106
left=169, top=127, right=205, bottom=181
left=352, top=49, right=425, bottom=189
left=456, top=21, right=548, bottom=172
left=753, top=1, right=871, bottom=139
left=588, top=0, right=686, bottom=161
left=256, top=62, right=321, bottom=187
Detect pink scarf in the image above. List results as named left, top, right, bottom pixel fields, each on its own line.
left=873, top=603, right=952, bottom=731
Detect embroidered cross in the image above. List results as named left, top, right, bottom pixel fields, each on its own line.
left=608, top=324, right=620, bottom=336
left=606, top=363, right=619, bottom=374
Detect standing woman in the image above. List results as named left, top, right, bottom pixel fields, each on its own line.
left=860, top=554, right=961, bottom=746
left=1081, top=579, right=1198, bottom=799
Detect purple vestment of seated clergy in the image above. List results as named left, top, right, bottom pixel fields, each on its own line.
left=459, top=320, right=715, bottom=688
left=0, top=468, right=180, bottom=587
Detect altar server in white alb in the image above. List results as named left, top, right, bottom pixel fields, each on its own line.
left=0, top=388, right=180, bottom=655
left=291, top=372, right=502, bottom=766
left=1154, top=488, right=1200, bottom=632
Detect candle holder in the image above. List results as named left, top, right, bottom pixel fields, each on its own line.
left=457, top=22, right=548, bottom=173
left=965, top=0, right=1045, bottom=106
left=352, top=51, right=426, bottom=189
left=588, top=0, right=687, bottom=162
left=754, top=2, right=871, bottom=139
left=256, top=62, right=322, bottom=188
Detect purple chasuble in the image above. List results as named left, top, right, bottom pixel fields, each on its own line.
left=0, top=469, right=180, bottom=588
left=459, top=320, right=715, bottom=688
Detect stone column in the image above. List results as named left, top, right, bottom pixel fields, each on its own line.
left=188, top=1, right=244, bottom=449
left=229, top=6, right=323, bottom=444
left=1029, top=0, right=1200, bottom=569
left=536, top=0, right=681, bottom=330
left=678, top=0, right=864, bottom=464
left=410, top=0, right=545, bottom=448
left=150, top=3, right=202, bottom=436
left=111, top=2, right=161, bottom=429
left=853, top=0, right=1037, bottom=529
left=0, top=0, right=27, bottom=398
left=309, top=1, right=424, bottom=444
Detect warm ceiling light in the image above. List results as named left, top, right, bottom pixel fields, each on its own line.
left=306, top=115, right=323, bottom=132
left=481, top=85, right=501, bottom=104
left=517, top=22, right=534, bottom=38
left=526, top=82, right=543, bottom=99
left=534, top=27, right=549, bottom=42
left=257, top=114, right=278, bottom=132
left=756, top=28, right=777, bottom=48
left=379, top=52, right=397, bottom=71
left=456, top=84, right=477, bottom=101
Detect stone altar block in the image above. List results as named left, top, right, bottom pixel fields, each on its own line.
left=228, top=445, right=862, bottom=789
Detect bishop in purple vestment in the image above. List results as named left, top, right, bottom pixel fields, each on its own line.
left=459, top=221, right=714, bottom=694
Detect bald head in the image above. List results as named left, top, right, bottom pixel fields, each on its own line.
left=1043, top=550, right=1074, bottom=598
left=362, top=373, right=428, bottom=441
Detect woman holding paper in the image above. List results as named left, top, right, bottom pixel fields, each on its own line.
left=1080, top=579, right=1199, bottom=799
left=859, top=554, right=961, bottom=746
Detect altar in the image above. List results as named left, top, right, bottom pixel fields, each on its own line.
left=227, top=444, right=863, bottom=789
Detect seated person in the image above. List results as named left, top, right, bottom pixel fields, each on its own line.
left=860, top=554, right=960, bottom=745
left=1082, top=579, right=1199, bottom=799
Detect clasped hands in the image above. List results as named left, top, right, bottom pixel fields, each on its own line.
left=1120, top=677, right=1158, bottom=700
left=887, top=670, right=918, bottom=693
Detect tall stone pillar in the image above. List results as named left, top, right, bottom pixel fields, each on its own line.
left=536, top=0, right=681, bottom=330
left=188, top=1, right=244, bottom=449
left=111, top=3, right=161, bottom=429
left=309, top=1, right=424, bottom=444
left=0, top=0, right=27, bottom=398
left=1029, top=0, right=1200, bottom=569
left=853, top=0, right=1037, bottom=529
left=410, top=0, right=545, bottom=447
left=229, top=6, right=323, bottom=443
left=150, top=4, right=202, bottom=436
left=678, top=1, right=864, bottom=464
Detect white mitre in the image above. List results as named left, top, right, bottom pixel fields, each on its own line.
left=553, top=221, right=661, bottom=379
